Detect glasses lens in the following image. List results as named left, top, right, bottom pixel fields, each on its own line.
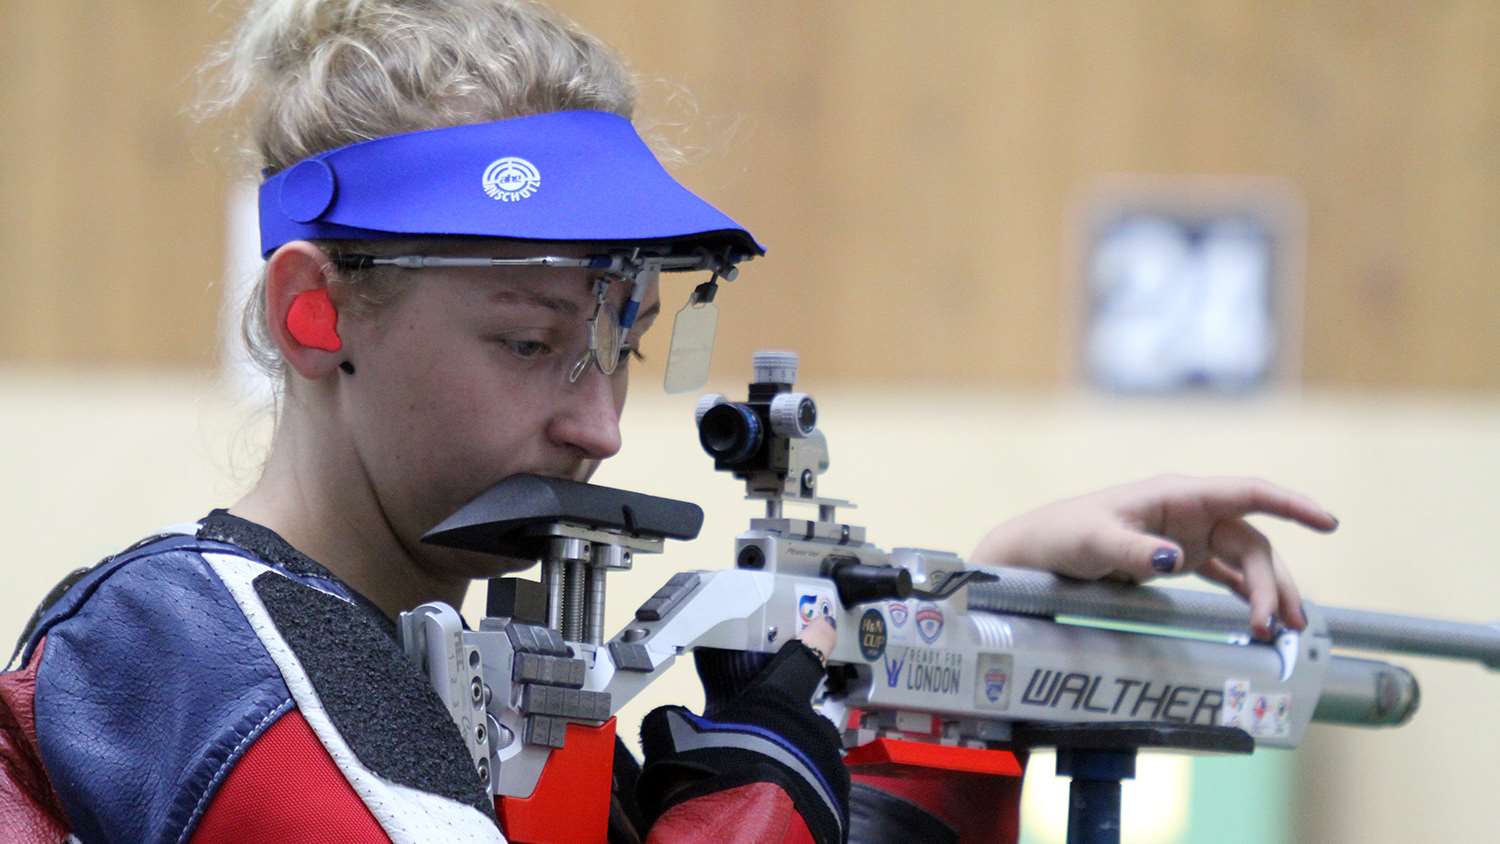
left=592, top=297, right=622, bottom=376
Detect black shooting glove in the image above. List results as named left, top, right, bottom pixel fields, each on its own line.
left=694, top=647, right=774, bottom=710
left=638, top=641, right=850, bottom=844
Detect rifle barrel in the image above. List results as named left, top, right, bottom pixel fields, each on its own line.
left=969, top=568, right=1500, bottom=669
left=1314, top=656, right=1420, bottom=726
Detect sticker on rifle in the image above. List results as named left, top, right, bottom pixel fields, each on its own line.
left=1220, top=679, right=1290, bottom=738
left=882, top=647, right=908, bottom=687
left=895, top=648, right=965, bottom=697
left=795, top=584, right=838, bottom=633
left=975, top=653, right=1013, bottom=710
left=859, top=609, right=888, bottom=660
left=887, top=601, right=910, bottom=627
left=886, top=600, right=914, bottom=643
left=915, top=603, right=944, bottom=644
left=1220, top=679, right=1250, bottom=729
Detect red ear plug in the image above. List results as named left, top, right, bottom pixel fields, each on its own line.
left=287, top=288, right=342, bottom=352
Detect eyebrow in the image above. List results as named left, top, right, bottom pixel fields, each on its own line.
left=488, top=285, right=663, bottom=328
left=488, top=288, right=580, bottom=317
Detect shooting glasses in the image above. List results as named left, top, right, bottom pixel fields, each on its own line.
left=333, top=249, right=741, bottom=387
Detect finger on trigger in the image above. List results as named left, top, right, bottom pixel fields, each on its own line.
left=1211, top=517, right=1277, bottom=639
left=799, top=615, right=836, bottom=658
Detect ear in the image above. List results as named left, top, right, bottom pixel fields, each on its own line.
left=265, top=241, right=347, bottom=380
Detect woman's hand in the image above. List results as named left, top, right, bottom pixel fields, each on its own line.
left=970, top=475, right=1338, bottom=639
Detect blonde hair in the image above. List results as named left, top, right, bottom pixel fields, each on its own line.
left=198, top=0, right=638, bottom=380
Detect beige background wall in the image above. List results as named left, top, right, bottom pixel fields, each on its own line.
left=1, top=1, right=1497, bottom=387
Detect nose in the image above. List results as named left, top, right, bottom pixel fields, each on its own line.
left=547, top=366, right=624, bottom=461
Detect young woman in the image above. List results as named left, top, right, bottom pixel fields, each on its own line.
left=0, top=2, right=1335, bottom=842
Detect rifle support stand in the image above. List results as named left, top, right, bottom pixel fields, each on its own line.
left=1012, top=722, right=1253, bottom=844
left=1057, top=746, right=1134, bottom=844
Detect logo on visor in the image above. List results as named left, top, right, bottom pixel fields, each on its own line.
left=482, top=157, right=541, bottom=202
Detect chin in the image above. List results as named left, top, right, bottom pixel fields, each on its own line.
left=423, top=544, right=538, bottom=582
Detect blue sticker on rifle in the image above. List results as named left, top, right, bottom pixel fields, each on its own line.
left=796, top=584, right=837, bottom=633
left=976, top=653, right=1014, bottom=710
left=883, top=648, right=908, bottom=687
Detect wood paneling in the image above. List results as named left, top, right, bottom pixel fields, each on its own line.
left=3, top=1, right=1497, bottom=389
left=559, top=0, right=1500, bottom=390
left=0, top=1, right=235, bottom=367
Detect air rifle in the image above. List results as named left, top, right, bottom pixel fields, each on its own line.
left=399, top=350, right=1500, bottom=843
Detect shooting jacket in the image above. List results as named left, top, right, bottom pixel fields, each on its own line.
left=0, top=511, right=1021, bottom=843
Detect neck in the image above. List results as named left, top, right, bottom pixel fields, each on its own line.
left=231, top=404, right=469, bottom=621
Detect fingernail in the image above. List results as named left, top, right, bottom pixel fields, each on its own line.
left=1151, top=548, right=1178, bottom=573
left=1326, top=512, right=1340, bottom=529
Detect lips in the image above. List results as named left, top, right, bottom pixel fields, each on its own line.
left=528, top=465, right=592, bottom=483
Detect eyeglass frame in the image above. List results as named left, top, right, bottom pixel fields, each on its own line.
left=329, top=248, right=744, bottom=382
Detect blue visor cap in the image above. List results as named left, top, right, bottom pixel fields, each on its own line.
left=258, top=110, right=763, bottom=259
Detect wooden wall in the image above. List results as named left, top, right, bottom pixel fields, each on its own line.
left=2, top=1, right=1496, bottom=389
left=0, top=1, right=231, bottom=366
